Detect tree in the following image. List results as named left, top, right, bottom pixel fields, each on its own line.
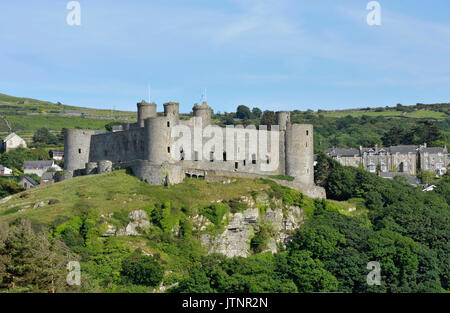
left=0, top=219, right=75, bottom=292
left=261, top=110, right=276, bottom=128
left=286, top=250, right=339, bottom=292
left=381, top=127, right=408, bottom=146
left=121, top=252, right=164, bottom=287
left=33, top=128, right=58, bottom=145
left=105, top=121, right=123, bottom=132
left=252, top=107, right=262, bottom=119
left=236, top=105, right=252, bottom=120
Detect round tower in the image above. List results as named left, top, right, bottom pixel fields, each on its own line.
left=163, top=102, right=180, bottom=128
left=276, top=111, right=291, bottom=131
left=285, top=124, right=314, bottom=185
left=163, top=102, right=179, bottom=119
left=64, top=129, right=97, bottom=171
left=192, top=101, right=211, bottom=127
left=144, top=117, right=171, bottom=164
left=137, top=100, right=157, bottom=127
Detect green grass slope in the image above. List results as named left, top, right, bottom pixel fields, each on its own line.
left=0, top=170, right=277, bottom=225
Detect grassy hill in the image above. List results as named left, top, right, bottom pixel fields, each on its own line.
left=0, top=170, right=359, bottom=225
left=0, top=93, right=137, bottom=140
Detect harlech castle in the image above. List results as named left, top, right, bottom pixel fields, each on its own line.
left=64, top=100, right=325, bottom=198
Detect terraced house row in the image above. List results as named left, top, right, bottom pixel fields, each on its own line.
left=326, top=143, right=448, bottom=177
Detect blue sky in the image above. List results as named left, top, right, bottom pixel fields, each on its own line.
left=1, top=0, right=449, bottom=113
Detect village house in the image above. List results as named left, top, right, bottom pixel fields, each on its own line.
left=40, top=171, right=56, bottom=185
left=0, top=165, right=13, bottom=176
left=23, top=160, right=62, bottom=177
left=1, top=132, right=27, bottom=152
left=19, top=176, right=39, bottom=189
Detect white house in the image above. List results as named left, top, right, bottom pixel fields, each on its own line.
left=23, top=160, right=62, bottom=177
left=0, top=165, right=13, bottom=176
left=1, top=132, right=27, bottom=152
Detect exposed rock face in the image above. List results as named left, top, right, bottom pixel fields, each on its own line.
left=101, top=224, right=116, bottom=237
left=200, top=193, right=306, bottom=258
left=117, top=209, right=150, bottom=236
left=33, top=201, right=46, bottom=209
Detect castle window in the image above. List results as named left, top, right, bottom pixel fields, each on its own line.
left=167, top=121, right=170, bottom=127
left=306, top=130, right=309, bottom=136
left=167, top=147, right=171, bottom=153
left=252, top=154, right=256, bottom=164
left=194, top=151, right=198, bottom=161
left=266, top=156, right=270, bottom=164
left=210, top=152, right=214, bottom=162
left=180, top=149, right=184, bottom=161
left=223, top=152, right=227, bottom=161
left=243, top=160, right=246, bottom=166
left=306, top=142, right=308, bottom=147
left=78, top=149, right=81, bottom=154
left=235, top=162, right=239, bottom=169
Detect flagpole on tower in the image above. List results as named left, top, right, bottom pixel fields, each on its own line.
left=148, top=84, right=151, bottom=103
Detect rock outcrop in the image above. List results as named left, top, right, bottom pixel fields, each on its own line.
left=199, top=193, right=306, bottom=258
left=117, top=210, right=150, bottom=236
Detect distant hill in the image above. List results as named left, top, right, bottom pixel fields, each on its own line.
left=0, top=93, right=137, bottom=141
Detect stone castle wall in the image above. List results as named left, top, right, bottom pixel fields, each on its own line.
left=64, top=100, right=321, bottom=197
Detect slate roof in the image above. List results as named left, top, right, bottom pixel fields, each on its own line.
left=325, top=148, right=360, bottom=157
left=389, top=145, right=418, bottom=154
left=21, top=176, right=39, bottom=186
left=24, top=160, right=54, bottom=168
left=41, top=172, right=56, bottom=180
left=422, top=147, right=445, bottom=154
left=2, top=132, right=19, bottom=142
left=379, top=172, right=421, bottom=185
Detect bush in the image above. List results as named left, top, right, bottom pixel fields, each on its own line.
left=199, top=203, right=230, bottom=225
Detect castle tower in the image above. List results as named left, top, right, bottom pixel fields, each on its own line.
left=285, top=124, right=314, bottom=185
left=163, top=102, right=180, bottom=127
left=276, top=111, right=291, bottom=131
left=144, top=117, right=172, bottom=164
left=192, top=101, right=211, bottom=127
left=137, top=100, right=157, bottom=127
left=64, top=129, right=97, bottom=171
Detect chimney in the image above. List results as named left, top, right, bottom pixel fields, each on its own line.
left=424, top=142, right=427, bottom=148
left=375, top=144, right=379, bottom=153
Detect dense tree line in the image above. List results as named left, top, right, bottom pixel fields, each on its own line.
left=175, top=155, right=449, bottom=293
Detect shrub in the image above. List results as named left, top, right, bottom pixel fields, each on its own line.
left=199, top=203, right=230, bottom=225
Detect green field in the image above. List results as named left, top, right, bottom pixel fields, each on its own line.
left=0, top=93, right=137, bottom=135
left=322, top=109, right=448, bottom=119
left=0, top=170, right=276, bottom=225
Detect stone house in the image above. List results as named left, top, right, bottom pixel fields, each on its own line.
left=389, top=145, right=418, bottom=175
left=325, top=147, right=361, bottom=168
left=1, top=132, right=27, bottom=152
left=361, top=145, right=392, bottom=173
left=326, top=143, right=447, bottom=177
left=40, top=171, right=56, bottom=185
left=418, top=145, right=448, bottom=176
left=19, top=176, right=39, bottom=189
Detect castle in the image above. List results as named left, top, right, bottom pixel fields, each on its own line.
left=64, top=100, right=325, bottom=198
